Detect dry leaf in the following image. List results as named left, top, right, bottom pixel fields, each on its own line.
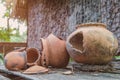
left=62, top=71, right=73, bottom=75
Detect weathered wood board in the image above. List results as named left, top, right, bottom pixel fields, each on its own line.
left=0, top=61, right=120, bottom=80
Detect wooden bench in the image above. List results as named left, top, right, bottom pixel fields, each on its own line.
left=0, top=42, right=27, bottom=55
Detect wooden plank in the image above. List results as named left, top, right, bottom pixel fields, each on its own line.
left=0, top=42, right=27, bottom=47
left=0, top=42, right=27, bottom=54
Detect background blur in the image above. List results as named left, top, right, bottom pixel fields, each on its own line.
left=0, top=0, right=27, bottom=64
left=0, top=0, right=27, bottom=42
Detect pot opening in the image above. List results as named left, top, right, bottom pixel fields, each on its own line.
left=69, top=31, right=84, bottom=52
left=26, top=48, right=39, bottom=63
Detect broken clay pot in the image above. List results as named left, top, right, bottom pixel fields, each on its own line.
left=23, top=65, right=48, bottom=74
left=26, top=48, right=41, bottom=66
left=66, top=22, right=118, bottom=65
left=41, top=34, right=69, bottom=68
left=4, top=51, right=26, bottom=71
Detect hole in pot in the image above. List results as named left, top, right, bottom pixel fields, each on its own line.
left=69, top=31, right=84, bottom=52
left=26, top=48, right=39, bottom=63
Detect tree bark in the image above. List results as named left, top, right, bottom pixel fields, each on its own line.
left=27, top=0, right=120, bottom=53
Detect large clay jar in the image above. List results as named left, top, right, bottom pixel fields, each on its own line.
left=41, top=34, right=69, bottom=68
left=4, top=51, right=26, bottom=71
left=26, top=48, right=41, bottom=66
left=66, top=22, right=118, bottom=65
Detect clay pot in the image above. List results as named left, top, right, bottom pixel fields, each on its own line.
left=4, top=51, right=26, bottom=71
left=26, top=48, right=41, bottom=66
left=66, top=22, right=118, bottom=65
left=41, top=34, right=69, bottom=68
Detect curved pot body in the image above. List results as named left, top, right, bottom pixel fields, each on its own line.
left=66, top=22, right=118, bottom=64
left=4, top=52, right=26, bottom=71
left=26, top=48, right=41, bottom=66
left=41, top=34, right=69, bottom=68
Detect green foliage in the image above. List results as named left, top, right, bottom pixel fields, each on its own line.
left=3, top=10, right=10, bottom=18
left=0, top=54, right=4, bottom=65
left=0, top=0, right=27, bottom=42
left=10, top=32, right=27, bottom=42
left=1, top=0, right=12, bottom=17
left=114, top=56, right=120, bottom=60
left=0, top=27, right=14, bottom=41
left=1, top=0, right=5, bottom=3
left=0, top=27, right=27, bottom=42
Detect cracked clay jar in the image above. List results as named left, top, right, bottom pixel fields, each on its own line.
left=66, top=22, right=118, bottom=65
left=41, top=34, right=69, bottom=68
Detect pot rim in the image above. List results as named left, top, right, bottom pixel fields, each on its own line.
left=76, top=22, right=106, bottom=28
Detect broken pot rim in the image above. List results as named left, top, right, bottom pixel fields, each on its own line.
left=26, top=48, right=41, bottom=66
left=66, top=31, right=83, bottom=44
left=47, top=33, right=65, bottom=41
left=66, top=41, right=84, bottom=55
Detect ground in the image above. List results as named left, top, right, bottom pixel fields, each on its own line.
left=0, top=61, right=120, bottom=80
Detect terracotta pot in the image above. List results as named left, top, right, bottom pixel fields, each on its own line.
left=4, top=51, right=26, bottom=71
left=41, top=34, right=69, bottom=68
left=26, top=48, right=41, bottom=66
left=66, top=22, right=118, bottom=65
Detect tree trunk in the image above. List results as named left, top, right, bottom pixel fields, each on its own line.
left=27, top=0, right=120, bottom=53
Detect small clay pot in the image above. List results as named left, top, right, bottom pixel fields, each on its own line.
left=66, top=22, right=118, bottom=65
left=4, top=51, right=26, bottom=71
left=41, top=34, right=69, bottom=68
left=26, top=48, right=41, bottom=66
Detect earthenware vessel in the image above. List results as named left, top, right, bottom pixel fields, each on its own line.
left=41, top=34, right=69, bottom=68
left=4, top=51, right=26, bottom=71
left=26, top=48, right=41, bottom=66
left=66, top=22, right=118, bottom=64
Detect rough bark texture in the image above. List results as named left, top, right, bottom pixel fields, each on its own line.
left=27, top=0, right=120, bottom=53
left=27, top=0, right=69, bottom=51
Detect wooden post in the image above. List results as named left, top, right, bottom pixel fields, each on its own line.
left=3, top=46, right=5, bottom=56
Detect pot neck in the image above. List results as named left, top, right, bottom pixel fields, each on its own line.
left=77, top=22, right=106, bottom=29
